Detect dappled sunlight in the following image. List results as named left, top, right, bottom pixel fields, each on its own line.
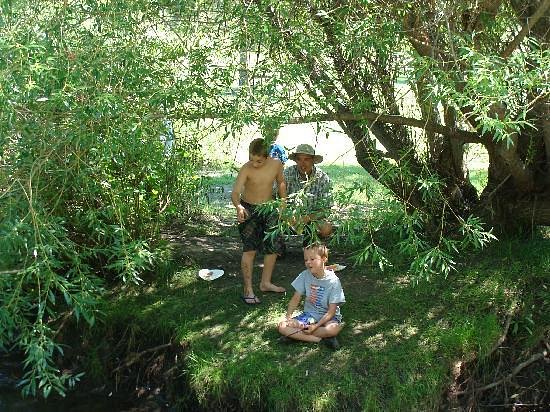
left=96, top=212, right=546, bottom=411
left=364, top=332, right=389, bottom=349
left=388, top=322, right=419, bottom=340
left=425, top=306, right=446, bottom=320
left=351, top=319, right=385, bottom=335
left=311, top=389, right=338, bottom=410
left=200, top=322, right=230, bottom=339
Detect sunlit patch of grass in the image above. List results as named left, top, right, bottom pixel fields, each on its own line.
left=323, top=164, right=387, bottom=205
left=188, top=353, right=227, bottom=403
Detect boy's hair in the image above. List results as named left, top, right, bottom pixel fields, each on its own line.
left=249, top=138, right=268, bottom=157
left=304, top=242, right=329, bottom=259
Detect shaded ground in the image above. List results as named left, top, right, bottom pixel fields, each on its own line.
left=0, top=189, right=549, bottom=411
left=167, top=215, right=353, bottom=301
left=163, top=189, right=549, bottom=411
left=167, top=185, right=355, bottom=300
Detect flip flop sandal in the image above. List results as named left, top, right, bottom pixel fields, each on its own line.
left=241, top=295, right=261, bottom=305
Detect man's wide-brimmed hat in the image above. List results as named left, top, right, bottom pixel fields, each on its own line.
left=288, top=144, right=323, bottom=164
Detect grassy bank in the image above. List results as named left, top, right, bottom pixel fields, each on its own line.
left=89, top=165, right=548, bottom=410
left=100, top=236, right=548, bottom=410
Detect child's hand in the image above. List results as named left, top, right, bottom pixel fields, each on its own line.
left=303, top=323, right=317, bottom=334
left=236, top=205, right=249, bottom=223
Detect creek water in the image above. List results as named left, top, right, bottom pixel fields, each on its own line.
left=0, top=387, right=174, bottom=412
left=0, top=390, right=138, bottom=411
left=0, top=370, right=169, bottom=412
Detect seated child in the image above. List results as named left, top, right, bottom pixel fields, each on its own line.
left=277, top=243, right=345, bottom=350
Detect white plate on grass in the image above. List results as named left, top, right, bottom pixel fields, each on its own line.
left=198, top=269, right=224, bottom=281
left=327, top=264, right=346, bottom=272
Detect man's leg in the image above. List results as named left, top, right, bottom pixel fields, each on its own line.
left=241, top=250, right=257, bottom=298
left=259, top=253, right=285, bottom=293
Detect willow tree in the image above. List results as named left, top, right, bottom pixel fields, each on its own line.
left=1, top=0, right=547, bottom=397
left=225, top=0, right=549, bottom=233
left=152, top=0, right=548, bottom=274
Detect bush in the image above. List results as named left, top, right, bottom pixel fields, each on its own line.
left=0, top=2, right=203, bottom=397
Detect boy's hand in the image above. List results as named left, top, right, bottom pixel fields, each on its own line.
left=236, top=204, right=249, bottom=223
left=303, top=323, right=318, bottom=334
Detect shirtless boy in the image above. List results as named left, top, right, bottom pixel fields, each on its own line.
left=231, top=138, right=287, bottom=305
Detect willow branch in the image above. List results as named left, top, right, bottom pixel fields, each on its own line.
left=287, top=112, right=482, bottom=143
left=501, top=0, right=550, bottom=58
left=112, top=342, right=175, bottom=373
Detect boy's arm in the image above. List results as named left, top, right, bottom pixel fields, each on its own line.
left=231, top=167, right=248, bottom=222
left=276, top=163, right=287, bottom=200
left=285, top=291, right=302, bottom=320
left=306, top=303, right=337, bottom=332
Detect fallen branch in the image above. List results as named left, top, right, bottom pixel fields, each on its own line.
left=113, top=342, right=176, bottom=373
left=486, top=313, right=513, bottom=358
left=456, top=350, right=548, bottom=396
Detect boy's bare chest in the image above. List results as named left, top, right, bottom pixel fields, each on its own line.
left=248, top=165, right=277, bottom=184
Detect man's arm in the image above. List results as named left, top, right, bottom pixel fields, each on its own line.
left=317, top=174, right=333, bottom=206
left=309, top=173, right=333, bottom=214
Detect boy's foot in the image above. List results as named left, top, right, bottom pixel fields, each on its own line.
left=241, top=295, right=261, bottom=305
left=321, top=337, right=341, bottom=351
left=277, top=335, right=293, bottom=344
left=259, top=283, right=286, bottom=293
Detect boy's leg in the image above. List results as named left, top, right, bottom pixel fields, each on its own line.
left=278, top=319, right=321, bottom=343
left=259, top=210, right=285, bottom=293
left=318, top=221, right=333, bottom=238
left=259, top=253, right=285, bottom=293
left=311, top=322, right=342, bottom=338
left=241, top=250, right=257, bottom=298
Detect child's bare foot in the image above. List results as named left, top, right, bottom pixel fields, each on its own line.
left=259, top=283, right=286, bottom=293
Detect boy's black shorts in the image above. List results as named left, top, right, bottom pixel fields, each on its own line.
left=238, top=201, right=284, bottom=255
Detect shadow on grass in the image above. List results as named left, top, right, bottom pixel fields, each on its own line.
left=102, top=236, right=550, bottom=410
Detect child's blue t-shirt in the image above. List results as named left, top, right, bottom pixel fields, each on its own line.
left=291, top=269, right=345, bottom=322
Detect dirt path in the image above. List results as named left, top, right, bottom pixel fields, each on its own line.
left=167, top=195, right=354, bottom=295
left=171, top=225, right=352, bottom=285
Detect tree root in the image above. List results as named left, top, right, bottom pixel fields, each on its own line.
left=456, top=349, right=548, bottom=396
left=113, top=342, right=181, bottom=373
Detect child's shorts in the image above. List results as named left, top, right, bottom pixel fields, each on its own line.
left=293, top=312, right=340, bottom=327
left=238, top=201, right=284, bottom=255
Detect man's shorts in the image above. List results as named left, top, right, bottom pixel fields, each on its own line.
left=238, top=200, right=284, bottom=255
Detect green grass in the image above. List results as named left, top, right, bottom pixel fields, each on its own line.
left=96, top=235, right=549, bottom=411
left=91, top=164, right=548, bottom=410
left=203, top=164, right=383, bottom=207
left=469, top=168, right=488, bottom=193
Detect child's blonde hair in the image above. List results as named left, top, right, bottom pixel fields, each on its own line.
left=304, top=242, right=329, bottom=259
